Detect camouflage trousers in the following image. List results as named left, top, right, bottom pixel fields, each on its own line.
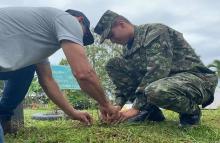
left=106, top=57, right=218, bottom=114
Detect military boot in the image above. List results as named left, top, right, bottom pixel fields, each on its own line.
left=179, top=109, right=201, bottom=127
left=128, top=104, right=165, bottom=122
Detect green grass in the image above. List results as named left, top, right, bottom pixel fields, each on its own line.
left=4, top=108, right=220, bottom=143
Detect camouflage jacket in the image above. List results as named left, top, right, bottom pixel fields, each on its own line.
left=121, top=24, right=214, bottom=109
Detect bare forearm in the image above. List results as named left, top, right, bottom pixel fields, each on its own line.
left=77, top=70, right=109, bottom=106
left=40, top=80, right=76, bottom=119
left=62, top=42, right=110, bottom=107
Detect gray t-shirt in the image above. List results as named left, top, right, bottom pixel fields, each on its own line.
left=0, top=7, right=84, bottom=72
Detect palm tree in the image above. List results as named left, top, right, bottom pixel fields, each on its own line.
left=208, top=60, right=220, bottom=77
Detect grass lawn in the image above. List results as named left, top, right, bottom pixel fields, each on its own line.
left=4, top=108, right=220, bottom=143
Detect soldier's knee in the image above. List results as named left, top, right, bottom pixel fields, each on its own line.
left=145, top=84, right=169, bottom=104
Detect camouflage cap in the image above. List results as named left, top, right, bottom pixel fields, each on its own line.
left=94, top=10, right=120, bottom=43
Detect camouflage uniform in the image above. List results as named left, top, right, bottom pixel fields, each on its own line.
left=94, top=10, right=218, bottom=115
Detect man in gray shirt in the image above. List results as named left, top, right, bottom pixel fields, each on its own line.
left=0, top=7, right=120, bottom=140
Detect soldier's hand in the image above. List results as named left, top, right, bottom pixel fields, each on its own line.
left=114, top=108, right=140, bottom=124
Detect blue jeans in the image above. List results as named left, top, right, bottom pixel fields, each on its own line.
left=0, top=65, right=36, bottom=140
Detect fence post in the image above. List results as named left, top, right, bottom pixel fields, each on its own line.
left=11, top=103, right=24, bottom=128
left=2, top=103, right=24, bottom=134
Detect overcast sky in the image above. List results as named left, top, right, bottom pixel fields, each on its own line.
left=0, top=0, right=219, bottom=65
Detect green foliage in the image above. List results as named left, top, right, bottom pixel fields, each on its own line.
left=66, top=90, right=97, bottom=110
left=59, top=58, right=69, bottom=65
left=28, top=76, right=43, bottom=94
left=47, top=100, right=60, bottom=112
left=25, top=76, right=49, bottom=106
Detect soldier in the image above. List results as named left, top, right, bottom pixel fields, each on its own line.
left=94, top=10, right=218, bottom=127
